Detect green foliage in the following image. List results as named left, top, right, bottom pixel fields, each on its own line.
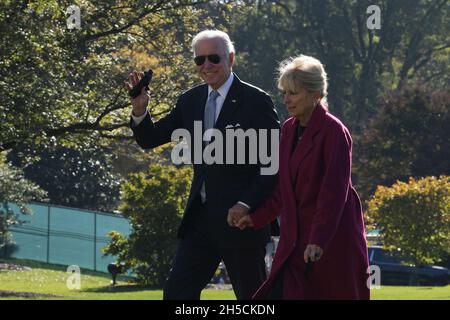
left=8, top=145, right=121, bottom=212
left=367, top=176, right=450, bottom=266
left=0, top=0, right=227, bottom=214
left=103, top=163, right=192, bottom=287
left=0, top=0, right=223, bottom=153
left=355, top=84, right=450, bottom=200
left=0, top=152, right=47, bottom=248
left=231, top=0, right=450, bottom=130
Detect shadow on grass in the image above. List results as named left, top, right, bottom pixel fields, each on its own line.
left=82, top=284, right=161, bottom=293
left=0, top=290, right=63, bottom=299
left=0, top=257, right=134, bottom=282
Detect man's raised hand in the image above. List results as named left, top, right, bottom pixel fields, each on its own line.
left=124, top=70, right=149, bottom=116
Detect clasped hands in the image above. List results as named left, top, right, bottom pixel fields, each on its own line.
left=227, top=203, right=323, bottom=263
left=227, top=203, right=254, bottom=230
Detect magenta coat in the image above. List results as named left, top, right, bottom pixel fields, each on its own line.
left=251, top=104, right=370, bottom=300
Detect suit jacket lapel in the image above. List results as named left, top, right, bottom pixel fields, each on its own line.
left=193, top=85, right=208, bottom=124
left=214, top=73, right=242, bottom=129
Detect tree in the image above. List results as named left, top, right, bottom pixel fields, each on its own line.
left=367, top=176, right=450, bottom=266
left=355, top=83, right=449, bottom=200
left=103, top=163, right=192, bottom=286
left=0, top=152, right=47, bottom=248
left=0, top=0, right=227, bottom=213
left=230, top=0, right=450, bottom=130
left=0, top=0, right=222, bottom=153
left=7, top=144, right=122, bottom=212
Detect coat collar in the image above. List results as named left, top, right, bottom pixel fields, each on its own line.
left=280, top=104, right=328, bottom=186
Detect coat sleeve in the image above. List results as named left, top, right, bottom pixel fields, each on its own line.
left=130, top=96, right=184, bottom=149
left=308, top=122, right=352, bottom=251
left=250, top=180, right=282, bottom=230
left=238, top=92, right=280, bottom=209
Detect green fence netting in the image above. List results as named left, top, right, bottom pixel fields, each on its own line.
left=2, top=202, right=132, bottom=273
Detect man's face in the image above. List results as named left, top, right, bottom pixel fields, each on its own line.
left=194, top=38, right=234, bottom=90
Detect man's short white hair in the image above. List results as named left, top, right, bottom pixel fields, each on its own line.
left=191, top=30, right=235, bottom=57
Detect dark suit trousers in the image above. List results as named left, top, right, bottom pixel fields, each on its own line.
left=163, top=197, right=267, bottom=300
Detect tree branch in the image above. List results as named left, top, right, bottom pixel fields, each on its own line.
left=0, top=100, right=131, bottom=152
left=83, top=0, right=175, bottom=42
left=409, top=43, right=450, bottom=78
left=83, top=0, right=210, bottom=42
left=398, top=0, right=448, bottom=85
left=355, top=3, right=367, bottom=60
left=99, top=133, right=134, bottom=141
left=339, top=2, right=362, bottom=62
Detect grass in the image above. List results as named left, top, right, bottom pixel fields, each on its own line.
left=370, top=285, right=450, bottom=300
left=0, top=258, right=235, bottom=300
left=0, top=258, right=449, bottom=300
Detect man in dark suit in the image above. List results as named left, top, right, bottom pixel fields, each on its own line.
left=125, top=30, right=280, bottom=300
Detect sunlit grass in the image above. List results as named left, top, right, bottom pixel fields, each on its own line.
left=0, top=258, right=234, bottom=300
left=0, top=258, right=448, bottom=300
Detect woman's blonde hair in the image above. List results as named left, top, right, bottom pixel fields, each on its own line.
left=278, top=54, right=328, bottom=108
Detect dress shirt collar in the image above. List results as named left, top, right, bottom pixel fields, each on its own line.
left=207, top=73, right=234, bottom=99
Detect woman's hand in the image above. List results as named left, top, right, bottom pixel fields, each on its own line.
left=227, top=203, right=249, bottom=227
left=235, top=214, right=254, bottom=230
left=304, top=244, right=323, bottom=263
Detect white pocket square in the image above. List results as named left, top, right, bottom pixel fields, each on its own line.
left=225, top=123, right=242, bottom=129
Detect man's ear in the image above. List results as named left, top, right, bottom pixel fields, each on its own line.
left=229, top=52, right=235, bottom=67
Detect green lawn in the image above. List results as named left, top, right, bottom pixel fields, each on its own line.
left=370, top=285, right=450, bottom=300
left=0, top=258, right=448, bottom=300
left=0, top=258, right=235, bottom=300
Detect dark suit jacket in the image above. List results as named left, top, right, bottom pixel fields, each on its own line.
left=131, top=73, right=280, bottom=248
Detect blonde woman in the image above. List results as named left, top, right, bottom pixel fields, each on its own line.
left=228, top=55, right=369, bottom=299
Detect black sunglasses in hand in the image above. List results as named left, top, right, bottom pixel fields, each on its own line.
left=194, top=54, right=221, bottom=66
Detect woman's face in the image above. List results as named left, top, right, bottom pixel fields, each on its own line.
left=282, top=86, right=316, bottom=121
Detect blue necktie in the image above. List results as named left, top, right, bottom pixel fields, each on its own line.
left=201, top=90, right=220, bottom=203
left=204, top=90, right=220, bottom=144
